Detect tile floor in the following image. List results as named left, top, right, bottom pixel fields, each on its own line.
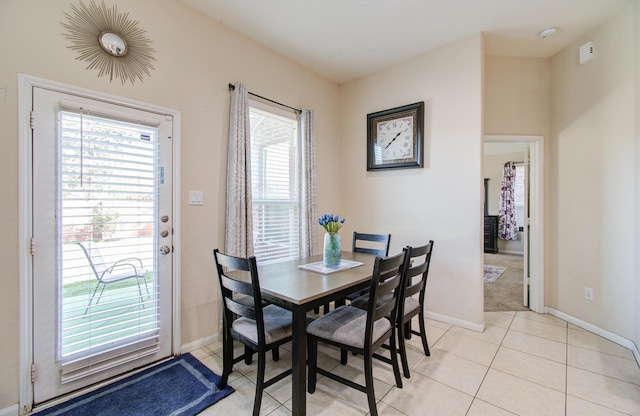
left=192, top=311, right=640, bottom=415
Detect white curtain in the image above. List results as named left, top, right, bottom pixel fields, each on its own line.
left=298, top=109, right=318, bottom=257
left=225, top=83, right=254, bottom=257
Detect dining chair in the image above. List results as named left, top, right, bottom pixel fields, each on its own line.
left=76, top=241, right=149, bottom=316
left=351, top=241, right=434, bottom=378
left=306, top=250, right=408, bottom=416
left=213, top=249, right=295, bottom=416
left=343, top=231, right=392, bottom=302
left=315, top=231, right=393, bottom=315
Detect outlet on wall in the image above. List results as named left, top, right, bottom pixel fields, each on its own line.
left=584, top=287, right=594, bottom=301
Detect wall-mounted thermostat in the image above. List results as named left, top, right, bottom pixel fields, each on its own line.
left=580, top=41, right=594, bottom=64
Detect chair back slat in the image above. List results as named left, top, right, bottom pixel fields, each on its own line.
left=220, top=274, right=254, bottom=297
left=225, top=298, right=258, bottom=320
left=365, top=250, right=407, bottom=340
left=352, top=232, right=391, bottom=257
left=399, top=241, right=434, bottom=317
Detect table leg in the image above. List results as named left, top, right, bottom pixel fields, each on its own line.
left=291, top=305, right=307, bottom=416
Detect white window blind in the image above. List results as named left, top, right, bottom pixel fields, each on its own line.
left=249, top=103, right=300, bottom=264
left=58, top=110, right=159, bottom=379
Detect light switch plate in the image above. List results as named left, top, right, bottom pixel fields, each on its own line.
left=189, top=191, right=203, bottom=206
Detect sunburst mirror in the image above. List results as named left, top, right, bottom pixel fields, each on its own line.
left=62, top=0, right=156, bottom=84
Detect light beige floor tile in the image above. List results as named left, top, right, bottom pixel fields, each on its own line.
left=515, top=311, right=568, bottom=327
left=568, top=345, right=640, bottom=386
left=411, top=351, right=489, bottom=396
left=491, top=347, right=566, bottom=392
left=568, top=328, right=636, bottom=360
left=205, top=340, right=223, bottom=354
left=375, top=402, right=408, bottom=415
left=282, top=390, right=366, bottom=416
left=484, top=312, right=515, bottom=329
left=467, top=399, right=518, bottom=415
left=420, top=322, right=448, bottom=348
left=198, top=376, right=281, bottom=416
left=476, top=369, right=565, bottom=416
left=566, top=395, right=630, bottom=416
left=495, top=311, right=517, bottom=316
left=425, top=317, right=453, bottom=330
left=432, top=331, right=499, bottom=366
left=568, top=323, right=586, bottom=331
left=382, top=373, right=474, bottom=416
left=395, top=341, right=429, bottom=375
left=265, top=405, right=293, bottom=415
left=509, top=316, right=567, bottom=343
left=567, top=366, right=640, bottom=415
left=338, top=356, right=397, bottom=395
left=501, top=330, right=567, bottom=364
left=244, top=351, right=295, bottom=403
left=449, top=324, right=508, bottom=345
left=309, top=367, right=393, bottom=414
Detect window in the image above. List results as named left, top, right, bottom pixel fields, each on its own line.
left=249, top=101, right=300, bottom=264
left=514, top=164, right=525, bottom=231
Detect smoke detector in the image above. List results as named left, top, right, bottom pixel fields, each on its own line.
left=539, top=27, right=557, bottom=39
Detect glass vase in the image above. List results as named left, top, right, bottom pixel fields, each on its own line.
left=323, top=232, right=341, bottom=268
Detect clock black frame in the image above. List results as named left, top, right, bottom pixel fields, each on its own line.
left=366, top=101, right=424, bottom=171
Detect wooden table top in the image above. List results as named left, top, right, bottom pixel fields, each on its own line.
left=256, top=251, right=376, bottom=305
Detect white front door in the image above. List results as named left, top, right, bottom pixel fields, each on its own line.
left=31, top=86, right=174, bottom=404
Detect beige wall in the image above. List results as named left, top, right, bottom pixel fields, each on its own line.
left=484, top=57, right=550, bottom=136
left=339, top=35, right=485, bottom=327
left=549, top=6, right=637, bottom=340
left=483, top=148, right=526, bottom=254
left=0, top=0, right=340, bottom=408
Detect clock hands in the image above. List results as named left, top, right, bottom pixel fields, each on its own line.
left=384, top=131, right=402, bottom=149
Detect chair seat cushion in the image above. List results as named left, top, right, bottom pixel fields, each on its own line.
left=232, top=304, right=293, bottom=345
left=306, top=305, right=391, bottom=349
left=404, top=297, right=420, bottom=316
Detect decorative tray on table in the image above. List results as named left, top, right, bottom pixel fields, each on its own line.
left=297, top=259, right=363, bottom=275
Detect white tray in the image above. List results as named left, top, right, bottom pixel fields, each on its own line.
left=297, top=259, right=364, bottom=275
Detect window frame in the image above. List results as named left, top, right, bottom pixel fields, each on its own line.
left=248, top=99, right=301, bottom=264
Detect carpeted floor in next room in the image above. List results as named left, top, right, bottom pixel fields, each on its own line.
left=484, top=252, right=529, bottom=312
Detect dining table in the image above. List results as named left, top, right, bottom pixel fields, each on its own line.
left=255, top=251, right=377, bottom=416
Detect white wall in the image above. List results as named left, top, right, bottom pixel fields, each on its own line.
left=0, top=0, right=341, bottom=408
left=549, top=5, right=637, bottom=340
left=339, top=35, right=485, bottom=328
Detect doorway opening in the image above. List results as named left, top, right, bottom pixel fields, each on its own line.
left=483, top=135, right=544, bottom=314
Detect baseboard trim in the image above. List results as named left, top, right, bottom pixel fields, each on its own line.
left=0, top=404, right=19, bottom=416
left=547, top=307, right=640, bottom=366
left=425, top=310, right=485, bottom=333
left=180, top=333, right=220, bottom=354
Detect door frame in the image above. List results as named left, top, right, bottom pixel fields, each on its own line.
left=484, top=134, right=545, bottom=313
left=18, top=74, right=181, bottom=413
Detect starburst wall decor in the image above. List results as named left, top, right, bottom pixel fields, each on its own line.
left=62, top=0, right=156, bottom=84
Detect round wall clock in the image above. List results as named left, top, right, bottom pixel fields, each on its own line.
left=367, top=102, right=424, bottom=170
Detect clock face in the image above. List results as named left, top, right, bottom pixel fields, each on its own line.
left=376, top=116, right=414, bottom=161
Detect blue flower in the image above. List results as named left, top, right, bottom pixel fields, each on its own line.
left=318, top=213, right=345, bottom=233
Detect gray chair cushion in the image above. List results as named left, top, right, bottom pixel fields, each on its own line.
left=232, top=304, right=293, bottom=344
left=306, top=305, right=391, bottom=349
left=351, top=294, right=420, bottom=318
left=404, top=297, right=420, bottom=316
left=349, top=294, right=369, bottom=310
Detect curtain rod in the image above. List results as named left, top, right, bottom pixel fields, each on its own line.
left=228, top=83, right=301, bottom=113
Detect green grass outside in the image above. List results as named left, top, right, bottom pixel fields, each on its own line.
left=62, top=271, right=154, bottom=298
